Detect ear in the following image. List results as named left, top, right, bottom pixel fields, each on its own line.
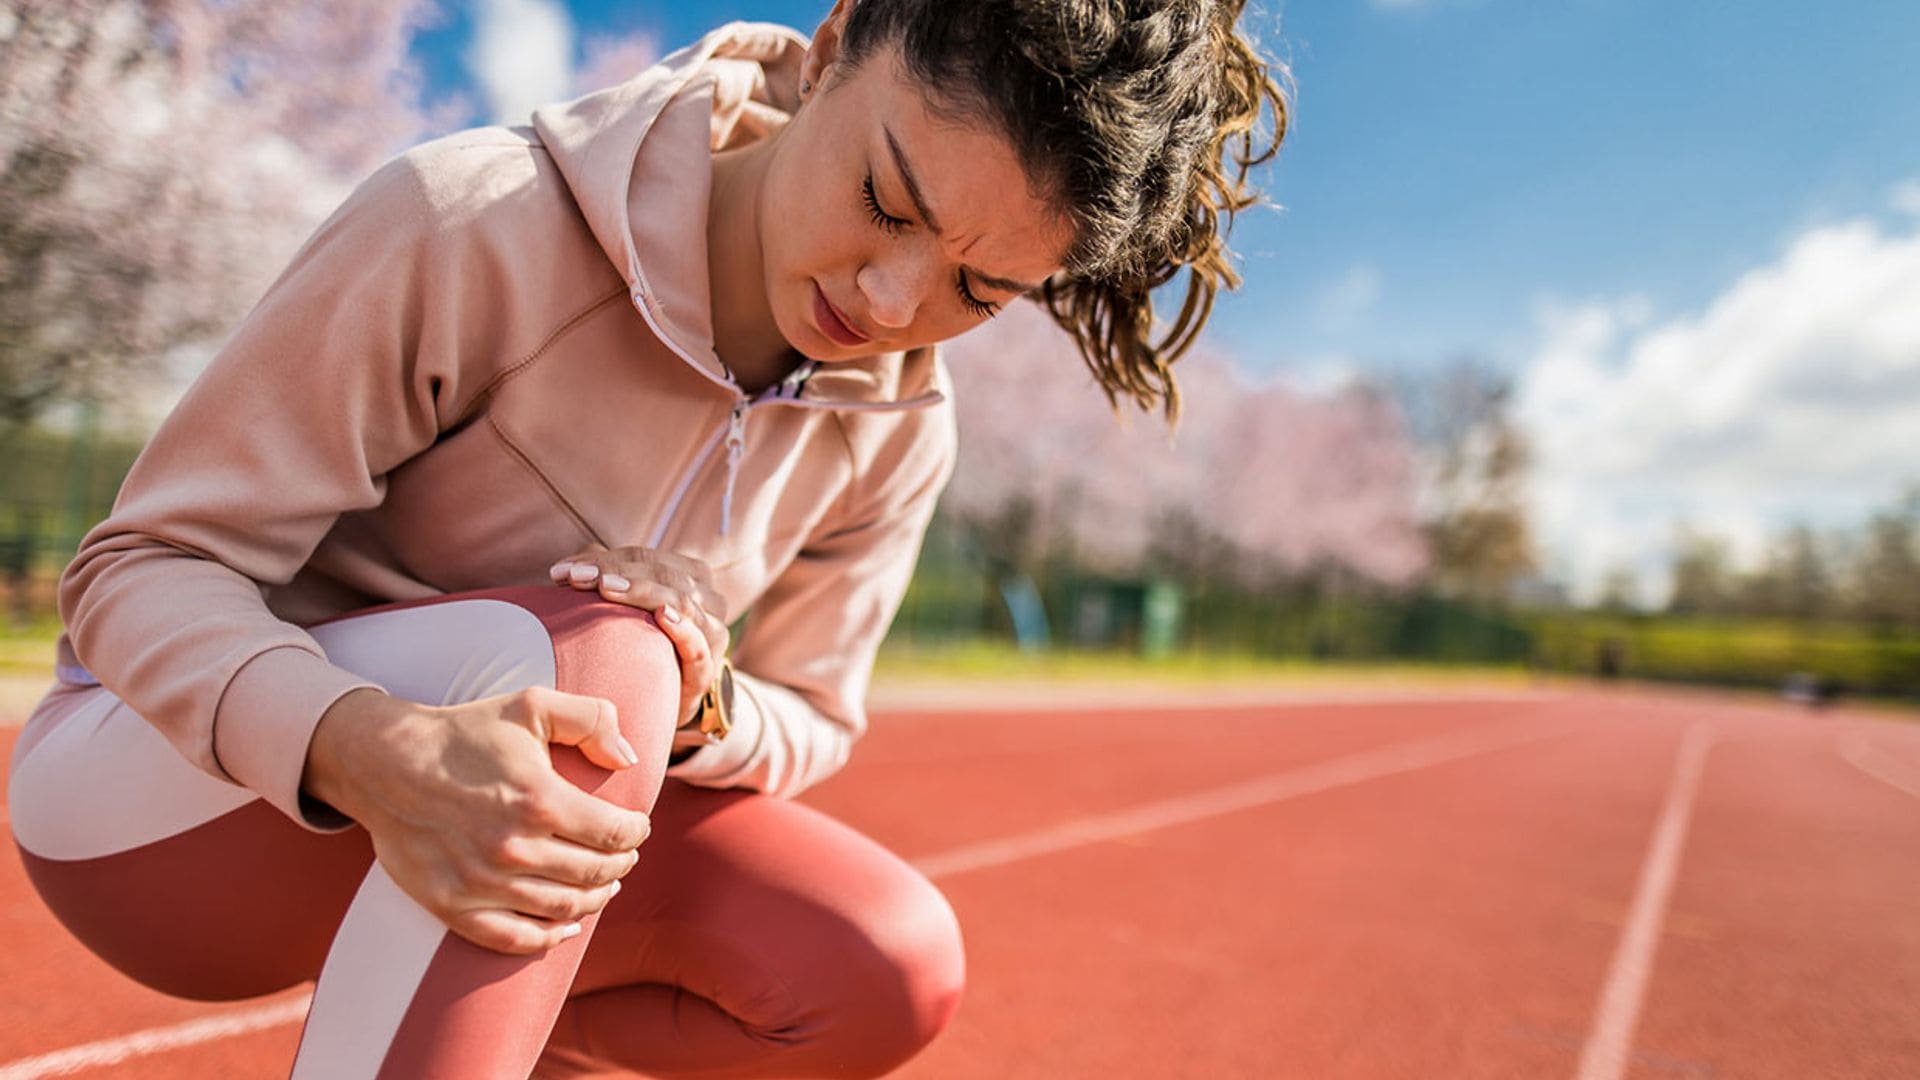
left=799, top=0, right=855, bottom=97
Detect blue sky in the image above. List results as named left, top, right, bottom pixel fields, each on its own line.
left=413, top=1, right=1920, bottom=376
left=411, top=2, right=1920, bottom=601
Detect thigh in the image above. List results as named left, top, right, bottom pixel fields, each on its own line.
left=8, top=587, right=665, bottom=1006
left=564, top=780, right=965, bottom=1072
left=11, top=684, right=375, bottom=999
left=17, top=804, right=377, bottom=1001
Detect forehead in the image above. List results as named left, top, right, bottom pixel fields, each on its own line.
left=845, top=48, right=1073, bottom=285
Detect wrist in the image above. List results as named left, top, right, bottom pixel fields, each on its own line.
left=304, top=688, right=402, bottom=819
left=685, top=659, right=735, bottom=743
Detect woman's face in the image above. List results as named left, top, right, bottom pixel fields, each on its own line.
left=758, top=28, right=1074, bottom=361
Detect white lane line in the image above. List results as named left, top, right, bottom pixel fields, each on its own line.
left=911, top=721, right=1567, bottom=880
left=1837, top=732, right=1920, bottom=800
left=0, top=720, right=1569, bottom=1078
left=0, top=995, right=311, bottom=1079
left=1574, top=723, right=1715, bottom=1080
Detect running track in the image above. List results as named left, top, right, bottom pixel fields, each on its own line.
left=3, top=685, right=1918, bottom=1078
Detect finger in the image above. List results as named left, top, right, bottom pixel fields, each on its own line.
left=656, top=605, right=716, bottom=715
left=542, top=780, right=653, bottom=854
left=592, top=576, right=682, bottom=612
left=522, top=685, right=639, bottom=771
left=520, top=836, right=642, bottom=889
left=656, top=603, right=711, bottom=667
left=452, top=907, right=586, bottom=956
left=692, top=607, right=730, bottom=661
left=499, top=874, right=624, bottom=923
left=548, top=543, right=611, bottom=582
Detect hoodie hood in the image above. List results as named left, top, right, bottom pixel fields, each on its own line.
left=531, top=21, right=946, bottom=410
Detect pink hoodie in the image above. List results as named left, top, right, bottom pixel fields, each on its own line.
left=51, top=22, right=956, bottom=830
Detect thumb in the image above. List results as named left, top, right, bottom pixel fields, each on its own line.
left=527, top=686, right=640, bottom=771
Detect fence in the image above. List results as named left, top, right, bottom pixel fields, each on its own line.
left=1, top=416, right=145, bottom=621
left=7, top=424, right=1918, bottom=702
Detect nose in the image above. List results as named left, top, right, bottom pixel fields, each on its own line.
left=856, top=249, right=935, bottom=330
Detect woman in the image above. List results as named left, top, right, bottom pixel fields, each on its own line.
left=7, top=1, right=1287, bottom=1076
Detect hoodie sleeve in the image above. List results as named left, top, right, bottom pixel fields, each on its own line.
left=58, top=143, right=537, bottom=833
left=665, top=403, right=957, bottom=799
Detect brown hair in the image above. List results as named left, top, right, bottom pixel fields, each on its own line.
left=838, top=0, right=1292, bottom=422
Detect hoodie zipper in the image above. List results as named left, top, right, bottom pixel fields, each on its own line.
left=627, top=288, right=944, bottom=549
left=719, top=398, right=749, bottom=536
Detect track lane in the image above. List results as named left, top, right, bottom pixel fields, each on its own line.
left=866, top=698, right=1690, bottom=1079
left=1627, top=705, right=1920, bottom=1080
left=1, top=700, right=1558, bottom=1077
left=4, top=693, right=1919, bottom=1078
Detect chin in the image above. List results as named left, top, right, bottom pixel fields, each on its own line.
left=787, top=330, right=840, bottom=363
left=770, top=283, right=831, bottom=362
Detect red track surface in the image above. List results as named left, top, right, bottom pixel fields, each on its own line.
left=3, top=686, right=1918, bottom=1078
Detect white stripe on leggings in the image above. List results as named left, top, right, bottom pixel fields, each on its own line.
left=291, top=864, right=451, bottom=1080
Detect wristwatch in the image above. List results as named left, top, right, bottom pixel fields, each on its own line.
left=673, top=659, right=734, bottom=753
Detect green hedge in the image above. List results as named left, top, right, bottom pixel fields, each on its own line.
left=1530, top=615, right=1920, bottom=699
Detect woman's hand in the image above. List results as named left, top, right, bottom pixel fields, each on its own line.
left=549, top=546, right=729, bottom=727
left=303, top=687, right=653, bottom=956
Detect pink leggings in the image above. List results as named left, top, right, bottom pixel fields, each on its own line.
left=7, top=586, right=964, bottom=1078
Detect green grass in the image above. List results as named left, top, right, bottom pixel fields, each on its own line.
left=0, top=624, right=58, bottom=676
left=1530, top=613, right=1920, bottom=698
left=874, top=639, right=1533, bottom=688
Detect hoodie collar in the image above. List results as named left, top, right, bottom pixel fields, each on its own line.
left=530, top=21, right=945, bottom=411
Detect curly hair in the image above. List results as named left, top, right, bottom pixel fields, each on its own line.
left=837, top=0, right=1292, bottom=422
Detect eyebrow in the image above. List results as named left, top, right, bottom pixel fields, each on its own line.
left=884, top=125, right=1046, bottom=296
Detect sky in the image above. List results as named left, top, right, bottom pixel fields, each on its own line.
left=409, top=1, right=1920, bottom=605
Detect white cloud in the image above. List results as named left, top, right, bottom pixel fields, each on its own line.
left=1892, top=178, right=1920, bottom=218
left=1514, top=218, right=1920, bottom=605
left=1318, top=264, right=1381, bottom=329
left=1289, top=353, right=1368, bottom=395
left=467, top=0, right=575, bottom=125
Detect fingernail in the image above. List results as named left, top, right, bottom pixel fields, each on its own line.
left=559, top=922, right=583, bottom=940
left=570, top=564, right=600, bottom=583
left=661, top=605, right=682, bottom=624
left=548, top=561, right=574, bottom=580
left=602, top=573, right=632, bottom=593
left=617, top=736, right=640, bottom=766
left=609, top=879, right=622, bottom=896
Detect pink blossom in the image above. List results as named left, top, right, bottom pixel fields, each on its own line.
left=942, top=301, right=1429, bottom=587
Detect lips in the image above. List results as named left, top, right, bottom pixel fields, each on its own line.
left=811, top=282, right=870, bottom=347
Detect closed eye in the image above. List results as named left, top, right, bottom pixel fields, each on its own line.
left=861, top=173, right=907, bottom=235
left=956, top=276, right=999, bottom=319
left=866, top=171, right=1001, bottom=320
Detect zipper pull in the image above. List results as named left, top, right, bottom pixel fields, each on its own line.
left=720, top=400, right=749, bottom=537
left=726, top=400, right=749, bottom=459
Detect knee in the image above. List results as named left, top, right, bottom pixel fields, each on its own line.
left=495, top=585, right=681, bottom=747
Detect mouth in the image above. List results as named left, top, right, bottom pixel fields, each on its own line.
left=811, top=282, right=871, bottom=348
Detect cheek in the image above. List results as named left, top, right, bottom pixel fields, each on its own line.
left=904, top=304, right=985, bottom=351
left=762, top=165, right=859, bottom=281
